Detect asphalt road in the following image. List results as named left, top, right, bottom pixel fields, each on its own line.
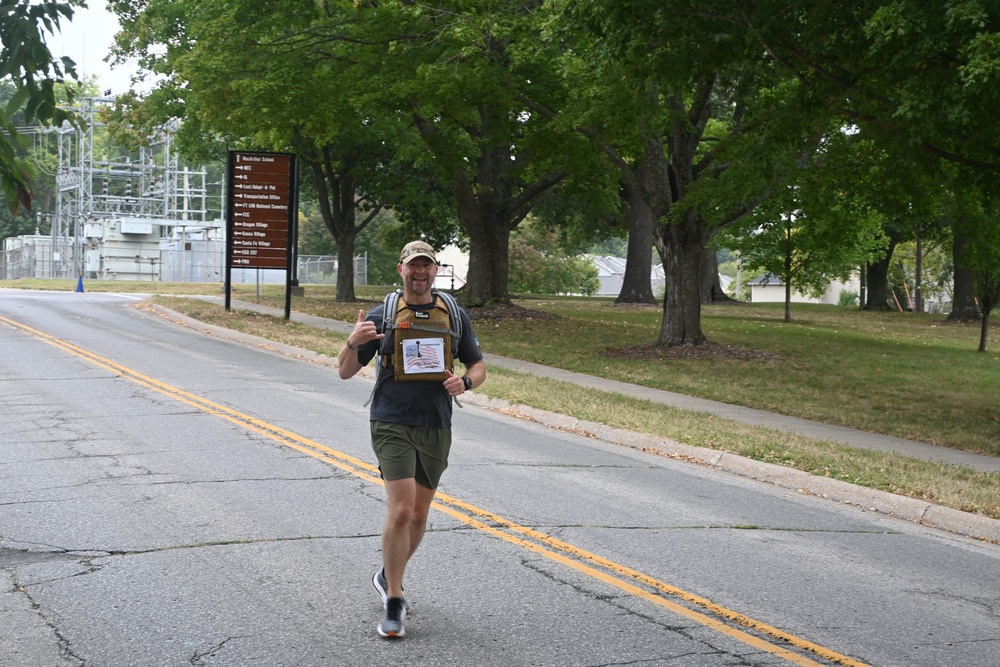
left=1, top=289, right=998, bottom=667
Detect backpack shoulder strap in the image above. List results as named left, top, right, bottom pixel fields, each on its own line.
left=434, top=290, right=462, bottom=357
left=378, top=289, right=402, bottom=356
left=364, top=290, right=402, bottom=407
left=436, top=290, right=466, bottom=409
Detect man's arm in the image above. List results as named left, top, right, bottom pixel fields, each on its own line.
left=338, top=309, right=383, bottom=380
left=462, top=359, right=486, bottom=389
left=443, top=307, right=486, bottom=395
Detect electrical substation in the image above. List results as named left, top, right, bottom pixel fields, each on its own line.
left=2, top=96, right=220, bottom=282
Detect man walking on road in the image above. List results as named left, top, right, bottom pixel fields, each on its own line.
left=338, top=240, right=486, bottom=638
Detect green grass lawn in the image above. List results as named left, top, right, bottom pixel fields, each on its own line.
left=223, top=284, right=998, bottom=457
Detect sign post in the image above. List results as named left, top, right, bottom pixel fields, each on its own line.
left=225, top=151, right=298, bottom=319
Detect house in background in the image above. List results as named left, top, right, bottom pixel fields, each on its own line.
left=749, top=273, right=860, bottom=305
left=586, top=255, right=665, bottom=297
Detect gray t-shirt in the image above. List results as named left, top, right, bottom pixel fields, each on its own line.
left=357, top=295, right=482, bottom=428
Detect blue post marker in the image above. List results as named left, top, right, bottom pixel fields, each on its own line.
left=75, top=275, right=84, bottom=293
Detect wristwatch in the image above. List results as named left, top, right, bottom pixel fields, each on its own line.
left=462, top=376, right=473, bottom=391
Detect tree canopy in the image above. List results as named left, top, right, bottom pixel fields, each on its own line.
left=0, top=0, right=80, bottom=214
left=103, top=0, right=1000, bottom=349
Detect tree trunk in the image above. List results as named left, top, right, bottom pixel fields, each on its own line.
left=307, top=157, right=362, bottom=302
left=414, top=102, right=565, bottom=308
left=598, top=78, right=730, bottom=345
left=616, top=178, right=656, bottom=304
left=655, top=214, right=706, bottom=346
left=977, top=270, right=999, bottom=352
left=864, top=236, right=898, bottom=311
left=859, top=263, right=867, bottom=307
left=701, top=247, right=738, bottom=304
left=914, top=228, right=924, bottom=313
left=781, top=249, right=792, bottom=322
left=653, top=82, right=717, bottom=346
left=453, top=147, right=514, bottom=307
left=318, top=183, right=359, bottom=301
left=949, top=233, right=981, bottom=321
left=335, top=234, right=357, bottom=301
left=864, top=259, right=893, bottom=310
left=463, top=206, right=512, bottom=306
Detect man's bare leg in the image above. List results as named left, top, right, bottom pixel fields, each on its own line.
left=382, top=478, right=437, bottom=598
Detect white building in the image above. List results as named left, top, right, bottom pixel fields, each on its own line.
left=586, top=255, right=665, bottom=297
left=433, top=244, right=468, bottom=291
left=749, top=273, right=861, bottom=305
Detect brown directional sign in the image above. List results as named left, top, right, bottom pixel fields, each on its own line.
left=226, top=151, right=296, bottom=269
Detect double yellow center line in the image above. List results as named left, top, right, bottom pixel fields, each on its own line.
left=2, top=314, right=870, bottom=667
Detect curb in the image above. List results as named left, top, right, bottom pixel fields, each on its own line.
left=458, top=392, right=1000, bottom=545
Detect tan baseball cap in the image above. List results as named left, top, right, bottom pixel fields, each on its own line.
left=399, top=240, right=437, bottom=264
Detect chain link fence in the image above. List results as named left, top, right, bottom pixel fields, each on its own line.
left=2, top=235, right=367, bottom=286
left=1, top=236, right=76, bottom=279
left=297, top=254, right=367, bottom=286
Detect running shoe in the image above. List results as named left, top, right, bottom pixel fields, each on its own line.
left=378, top=597, right=407, bottom=638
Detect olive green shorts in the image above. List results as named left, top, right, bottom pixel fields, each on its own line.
left=370, top=421, right=452, bottom=489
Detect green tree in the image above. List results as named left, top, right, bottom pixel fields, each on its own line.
left=0, top=0, right=80, bottom=214
left=805, top=134, right=933, bottom=313
left=0, top=82, right=36, bottom=237
left=349, top=0, right=601, bottom=307
left=552, top=0, right=821, bottom=345
left=522, top=31, right=661, bottom=305
left=298, top=203, right=404, bottom=286
left=742, top=1, right=1000, bottom=321
left=553, top=0, right=1000, bottom=346
left=891, top=235, right=953, bottom=313
left=0, top=78, right=94, bottom=240
left=508, top=220, right=600, bottom=296
left=526, top=168, right=626, bottom=273
left=108, top=0, right=447, bottom=301
left=732, top=194, right=880, bottom=323
left=110, top=0, right=584, bottom=304
left=727, top=133, right=887, bottom=321
left=297, top=203, right=335, bottom=257
left=741, top=1, right=1000, bottom=179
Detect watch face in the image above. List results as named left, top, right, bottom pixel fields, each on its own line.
left=463, top=376, right=473, bottom=390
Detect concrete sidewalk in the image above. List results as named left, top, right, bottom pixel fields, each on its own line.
left=483, top=354, right=1000, bottom=473
left=173, top=297, right=999, bottom=543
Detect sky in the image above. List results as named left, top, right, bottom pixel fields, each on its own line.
left=46, top=0, right=140, bottom=96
